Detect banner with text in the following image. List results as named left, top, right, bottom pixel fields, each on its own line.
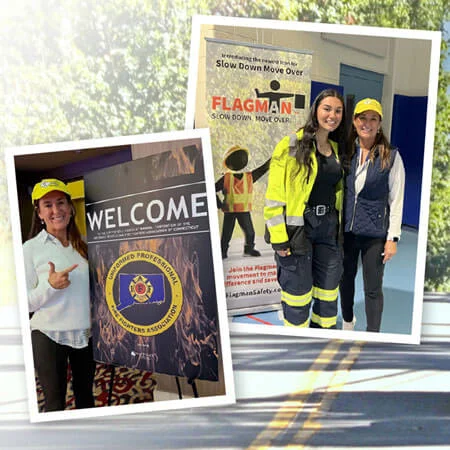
left=205, top=38, right=312, bottom=313
left=85, top=141, right=220, bottom=381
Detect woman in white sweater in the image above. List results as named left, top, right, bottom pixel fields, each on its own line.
left=23, top=178, right=95, bottom=411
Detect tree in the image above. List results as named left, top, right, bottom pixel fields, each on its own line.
left=0, top=0, right=449, bottom=292
left=425, top=35, right=450, bottom=290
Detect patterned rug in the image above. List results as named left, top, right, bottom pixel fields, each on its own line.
left=36, top=363, right=156, bottom=412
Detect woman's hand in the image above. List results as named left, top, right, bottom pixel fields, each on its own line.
left=276, top=249, right=291, bottom=257
left=383, top=240, right=397, bottom=264
left=48, top=262, right=78, bottom=289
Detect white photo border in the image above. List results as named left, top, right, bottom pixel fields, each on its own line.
left=186, top=15, right=442, bottom=345
left=5, top=128, right=236, bottom=423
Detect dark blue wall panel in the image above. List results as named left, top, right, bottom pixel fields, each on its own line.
left=390, top=94, right=427, bottom=228
left=310, top=81, right=344, bottom=105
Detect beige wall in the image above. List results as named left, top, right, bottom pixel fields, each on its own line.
left=194, top=24, right=432, bottom=138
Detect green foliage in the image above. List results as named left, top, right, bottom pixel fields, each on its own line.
left=425, top=33, right=450, bottom=291
left=1, top=0, right=447, bottom=146
left=0, top=0, right=449, bottom=290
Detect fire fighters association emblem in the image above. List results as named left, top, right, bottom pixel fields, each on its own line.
left=129, top=275, right=154, bottom=303
left=105, top=250, right=183, bottom=336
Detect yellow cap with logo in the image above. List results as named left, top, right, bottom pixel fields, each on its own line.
left=354, top=98, right=383, bottom=119
left=31, top=178, right=71, bottom=203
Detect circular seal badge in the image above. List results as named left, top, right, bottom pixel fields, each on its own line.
left=105, top=250, right=183, bottom=336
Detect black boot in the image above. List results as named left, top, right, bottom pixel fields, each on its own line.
left=244, top=245, right=261, bottom=257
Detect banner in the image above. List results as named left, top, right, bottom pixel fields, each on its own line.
left=205, top=38, right=312, bottom=313
left=85, top=141, right=220, bottom=381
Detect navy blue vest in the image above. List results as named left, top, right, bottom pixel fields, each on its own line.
left=344, top=146, right=397, bottom=238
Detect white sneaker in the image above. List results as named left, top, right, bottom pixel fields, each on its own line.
left=342, top=316, right=356, bottom=331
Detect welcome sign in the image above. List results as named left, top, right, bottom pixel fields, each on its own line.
left=86, top=184, right=209, bottom=242
left=85, top=140, right=221, bottom=381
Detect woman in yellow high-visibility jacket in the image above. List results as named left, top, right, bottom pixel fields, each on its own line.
left=264, top=89, right=346, bottom=328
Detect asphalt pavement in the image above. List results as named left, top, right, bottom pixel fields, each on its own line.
left=1, top=296, right=450, bottom=449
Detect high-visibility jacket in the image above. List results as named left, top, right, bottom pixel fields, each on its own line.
left=264, top=129, right=343, bottom=249
left=222, top=172, right=253, bottom=212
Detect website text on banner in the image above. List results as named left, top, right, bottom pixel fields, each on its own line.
left=205, top=38, right=312, bottom=313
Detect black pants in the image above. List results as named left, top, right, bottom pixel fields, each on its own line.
left=32, top=330, right=96, bottom=411
left=277, top=211, right=342, bottom=329
left=340, top=232, right=386, bottom=332
left=221, top=211, right=255, bottom=253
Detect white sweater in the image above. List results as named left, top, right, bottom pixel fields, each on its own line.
left=23, top=229, right=91, bottom=332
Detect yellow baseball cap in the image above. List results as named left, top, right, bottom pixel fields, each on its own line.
left=354, top=98, right=383, bottom=119
left=31, top=178, right=71, bottom=203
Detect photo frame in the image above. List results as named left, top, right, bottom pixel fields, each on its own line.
left=5, top=128, right=235, bottom=422
left=186, top=15, right=441, bottom=344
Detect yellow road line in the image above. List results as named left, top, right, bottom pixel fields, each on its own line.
left=288, top=341, right=365, bottom=448
left=246, top=339, right=344, bottom=450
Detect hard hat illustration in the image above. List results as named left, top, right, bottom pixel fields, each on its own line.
left=223, top=145, right=249, bottom=171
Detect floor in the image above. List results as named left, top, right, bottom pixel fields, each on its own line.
left=232, top=227, right=418, bottom=335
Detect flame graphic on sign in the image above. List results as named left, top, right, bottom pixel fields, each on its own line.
left=90, top=143, right=220, bottom=382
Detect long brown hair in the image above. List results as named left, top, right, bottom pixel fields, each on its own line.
left=344, top=114, right=392, bottom=171
left=295, top=88, right=346, bottom=181
left=28, top=194, right=88, bottom=260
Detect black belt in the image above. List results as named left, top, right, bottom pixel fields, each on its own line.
left=309, top=204, right=333, bottom=216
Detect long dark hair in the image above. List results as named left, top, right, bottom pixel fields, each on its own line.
left=28, top=194, right=88, bottom=260
left=344, top=114, right=392, bottom=172
left=295, top=89, right=346, bottom=180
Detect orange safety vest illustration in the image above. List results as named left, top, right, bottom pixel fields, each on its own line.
left=223, top=172, right=253, bottom=212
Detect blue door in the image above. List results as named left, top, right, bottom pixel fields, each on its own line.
left=339, top=64, right=384, bottom=132
left=340, top=64, right=384, bottom=104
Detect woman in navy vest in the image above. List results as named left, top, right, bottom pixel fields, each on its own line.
left=340, top=98, right=405, bottom=332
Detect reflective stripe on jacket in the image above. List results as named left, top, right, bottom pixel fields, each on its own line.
left=223, top=172, right=253, bottom=212
left=264, top=129, right=343, bottom=249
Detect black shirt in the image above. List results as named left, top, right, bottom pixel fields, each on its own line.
left=308, top=151, right=342, bottom=207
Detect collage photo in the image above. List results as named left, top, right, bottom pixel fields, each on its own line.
left=0, top=3, right=449, bottom=450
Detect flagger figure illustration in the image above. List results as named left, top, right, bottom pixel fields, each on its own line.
left=215, top=145, right=270, bottom=259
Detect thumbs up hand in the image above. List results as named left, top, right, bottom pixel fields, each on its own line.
left=48, top=262, right=78, bottom=289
